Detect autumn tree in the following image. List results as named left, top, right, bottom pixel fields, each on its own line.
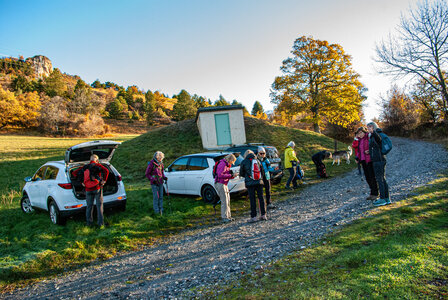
left=173, top=89, right=197, bottom=120
left=271, top=36, right=365, bottom=133
left=193, top=94, right=210, bottom=108
left=0, top=88, right=41, bottom=128
left=375, top=0, right=448, bottom=121
left=251, top=101, right=264, bottom=116
left=215, top=95, right=231, bottom=106
left=410, top=77, right=444, bottom=123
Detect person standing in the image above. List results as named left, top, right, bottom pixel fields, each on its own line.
left=240, top=150, right=267, bottom=222
left=355, top=127, right=379, bottom=200
left=284, top=141, right=300, bottom=189
left=366, top=122, right=391, bottom=206
left=73, top=154, right=109, bottom=227
left=145, top=151, right=167, bottom=215
left=311, top=150, right=332, bottom=178
left=214, top=154, right=237, bottom=223
left=257, top=146, right=277, bottom=209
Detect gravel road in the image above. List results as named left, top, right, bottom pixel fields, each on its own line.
left=4, top=137, right=448, bottom=299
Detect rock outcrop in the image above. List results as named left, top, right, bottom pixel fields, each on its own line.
left=25, top=55, right=53, bottom=78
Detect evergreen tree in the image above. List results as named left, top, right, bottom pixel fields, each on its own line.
left=251, top=101, right=264, bottom=116
left=145, top=90, right=156, bottom=125
left=173, top=89, right=197, bottom=120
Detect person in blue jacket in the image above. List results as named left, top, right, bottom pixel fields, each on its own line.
left=257, top=146, right=278, bottom=210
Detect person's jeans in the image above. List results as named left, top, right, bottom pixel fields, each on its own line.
left=286, top=167, right=298, bottom=187
left=361, top=161, right=379, bottom=196
left=262, top=178, right=271, bottom=205
left=247, top=184, right=266, bottom=218
left=373, top=161, right=389, bottom=199
left=86, top=189, right=103, bottom=226
left=151, top=184, right=164, bottom=214
left=215, top=182, right=231, bottom=219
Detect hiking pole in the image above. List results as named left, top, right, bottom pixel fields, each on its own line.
left=164, top=180, right=172, bottom=214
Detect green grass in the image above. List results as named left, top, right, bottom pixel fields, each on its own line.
left=0, top=119, right=354, bottom=290
left=207, top=173, right=448, bottom=299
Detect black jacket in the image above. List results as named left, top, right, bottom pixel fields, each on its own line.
left=239, top=153, right=264, bottom=187
left=369, top=128, right=386, bottom=162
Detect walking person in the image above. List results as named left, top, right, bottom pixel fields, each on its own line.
left=284, top=141, right=300, bottom=189
left=366, top=122, right=391, bottom=206
left=355, top=127, right=379, bottom=200
left=240, top=150, right=267, bottom=222
left=257, top=146, right=278, bottom=209
left=214, top=154, right=237, bottom=223
left=311, top=150, right=332, bottom=178
left=145, top=151, right=167, bottom=215
left=73, top=154, right=109, bottom=227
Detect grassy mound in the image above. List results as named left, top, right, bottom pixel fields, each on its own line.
left=113, top=117, right=340, bottom=182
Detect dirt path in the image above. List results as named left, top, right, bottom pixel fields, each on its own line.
left=5, top=137, right=448, bottom=299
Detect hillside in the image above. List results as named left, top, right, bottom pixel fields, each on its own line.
left=112, top=117, right=341, bottom=182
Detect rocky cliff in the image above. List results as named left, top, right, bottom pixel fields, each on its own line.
left=25, top=55, right=53, bottom=78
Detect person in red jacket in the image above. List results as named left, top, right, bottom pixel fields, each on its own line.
left=73, top=154, right=109, bottom=226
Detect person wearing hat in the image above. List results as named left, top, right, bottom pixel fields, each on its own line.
left=257, top=146, right=278, bottom=209
left=355, top=126, right=379, bottom=201
left=284, top=141, right=300, bottom=190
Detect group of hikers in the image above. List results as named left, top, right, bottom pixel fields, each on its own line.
left=144, top=121, right=391, bottom=224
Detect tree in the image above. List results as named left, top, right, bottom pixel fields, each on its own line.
left=172, top=89, right=197, bottom=120
left=43, top=68, right=67, bottom=97
left=271, top=36, right=365, bottom=133
left=145, top=90, right=156, bottom=124
left=0, top=88, right=41, bottom=128
left=193, top=94, right=210, bottom=108
left=12, top=75, right=32, bottom=92
left=251, top=101, right=264, bottom=116
left=410, top=77, right=444, bottom=123
left=215, top=95, right=230, bottom=106
left=375, top=0, right=448, bottom=121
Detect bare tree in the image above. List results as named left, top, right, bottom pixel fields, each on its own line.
left=375, top=0, right=448, bottom=120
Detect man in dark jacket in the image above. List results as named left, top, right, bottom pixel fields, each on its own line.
left=311, top=150, right=332, bottom=178
left=367, top=122, right=391, bottom=206
left=239, top=150, right=266, bottom=222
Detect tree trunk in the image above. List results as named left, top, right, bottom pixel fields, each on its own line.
left=313, top=123, right=321, bottom=133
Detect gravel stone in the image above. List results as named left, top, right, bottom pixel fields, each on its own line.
left=4, top=137, right=447, bottom=299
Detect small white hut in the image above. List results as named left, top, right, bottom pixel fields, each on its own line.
left=195, top=105, right=246, bottom=150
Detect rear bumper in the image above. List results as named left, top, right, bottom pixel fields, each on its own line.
left=59, top=199, right=127, bottom=217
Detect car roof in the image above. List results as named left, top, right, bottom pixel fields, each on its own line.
left=180, top=152, right=234, bottom=158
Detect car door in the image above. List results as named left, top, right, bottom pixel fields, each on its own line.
left=27, top=166, right=47, bottom=209
left=184, top=157, right=209, bottom=195
left=42, top=165, right=59, bottom=205
left=165, top=157, right=188, bottom=193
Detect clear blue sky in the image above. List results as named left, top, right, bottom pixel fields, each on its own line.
left=1, top=0, right=420, bottom=121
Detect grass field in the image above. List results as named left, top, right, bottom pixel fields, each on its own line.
left=203, top=148, right=448, bottom=299
left=0, top=119, right=354, bottom=290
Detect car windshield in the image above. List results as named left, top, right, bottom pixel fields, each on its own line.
left=69, top=148, right=113, bottom=162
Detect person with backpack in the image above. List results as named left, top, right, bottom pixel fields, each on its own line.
left=355, top=126, right=379, bottom=201
left=145, top=151, right=167, bottom=216
left=73, top=154, right=109, bottom=227
left=239, top=150, right=267, bottom=222
left=366, top=122, right=391, bottom=206
left=284, top=141, right=300, bottom=190
left=214, top=154, right=237, bottom=223
left=257, top=146, right=278, bottom=210
left=311, top=150, right=332, bottom=178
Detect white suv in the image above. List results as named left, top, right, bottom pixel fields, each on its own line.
left=20, top=141, right=127, bottom=225
left=164, top=152, right=246, bottom=202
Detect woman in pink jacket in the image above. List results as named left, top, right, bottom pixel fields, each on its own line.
left=214, top=154, right=237, bottom=223
left=355, top=127, right=379, bottom=200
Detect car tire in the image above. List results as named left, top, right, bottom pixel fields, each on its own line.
left=20, top=195, right=34, bottom=214
left=118, top=200, right=126, bottom=212
left=201, top=185, right=217, bottom=203
left=49, top=200, right=66, bottom=226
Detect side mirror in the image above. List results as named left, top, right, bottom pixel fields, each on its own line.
left=24, top=176, right=32, bottom=182
left=165, top=168, right=169, bottom=172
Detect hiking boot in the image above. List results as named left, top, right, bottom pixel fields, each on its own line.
left=366, top=195, right=378, bottom=201
left=285, top=186, right=293, bottom=190
left=259, top=215, right=268, bottom=221
left=385, top=198, right=392, bottom=205
left=222, top=218, right=232, bottom=223
left=267, top=204, right=276, bottom=210
left=248, top=217, right=259, bottom=223
left=373, top=198, right=387, bottom=207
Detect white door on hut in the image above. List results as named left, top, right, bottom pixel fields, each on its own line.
left=214, top=113, right=232, bottom=146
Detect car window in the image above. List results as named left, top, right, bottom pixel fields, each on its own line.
left=233, top=156, right=243, bottom=167
left=44, top=166, right=59, bottom=180
left=170, top=157, right=189, bottom=171
left=33, top=166, right=46, bottom=181
left=188, top=157, right=209, bottom=171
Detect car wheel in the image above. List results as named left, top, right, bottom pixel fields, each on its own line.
left=118, top=200, right=126, bottom=212
left=49, top=200, right=66, bottom=225
left=20, top=195, right=34, bottom=214
left=201, top=185, right=217, bottom=203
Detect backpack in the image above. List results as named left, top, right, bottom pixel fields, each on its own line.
left=212, top=160, right=220, bottom=178
left=379, top=132, right=393, bottom=155
left=83, top=168, right=100, bottom=189
left=249, top=158, right=261, bottom=181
